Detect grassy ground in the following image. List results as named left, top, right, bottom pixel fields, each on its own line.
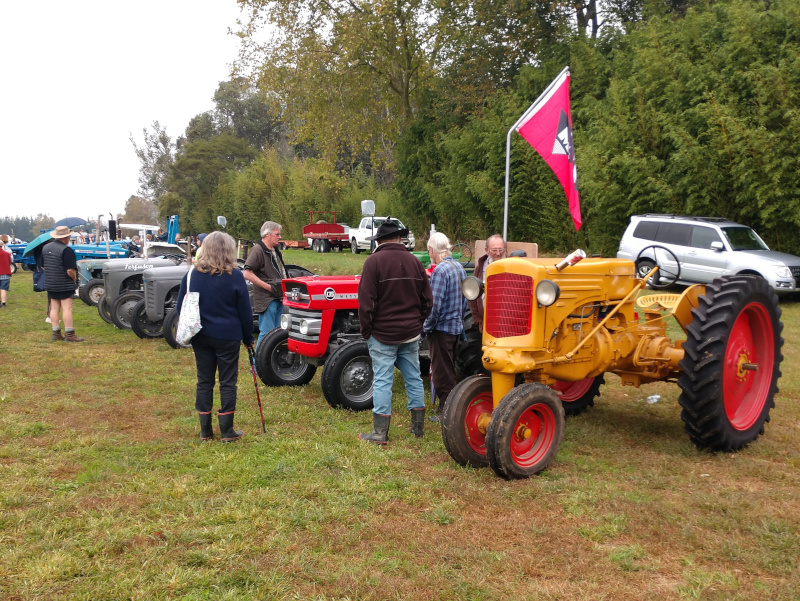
left=1, top=254, right=799, bottom=600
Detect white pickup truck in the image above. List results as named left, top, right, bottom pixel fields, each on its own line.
left=349, top=217, right=416, bottom=253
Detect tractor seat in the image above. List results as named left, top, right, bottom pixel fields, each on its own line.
left=635, top=293, right=682, bottom=311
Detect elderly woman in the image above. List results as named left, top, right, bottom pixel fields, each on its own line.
left=177, top=231, right=254, bottom=442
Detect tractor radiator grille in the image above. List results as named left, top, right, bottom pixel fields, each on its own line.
left=484, top=273, right=533, bottom=338
left=284, top=307, right=323, bottom=344
left=145, top=282, right=157, bottom=312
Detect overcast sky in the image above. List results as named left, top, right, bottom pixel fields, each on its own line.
left=0, top=1, right=245, bottom=222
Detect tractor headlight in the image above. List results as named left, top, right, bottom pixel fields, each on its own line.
left=280, top=314, right=290, bottom=330
left=462, top=276, right=484, bottom=301
left=297, top=318, right=321, bottom=335
left=536, top=280, right=560, bottom=306
left=299, top=319, right=310, bottom=335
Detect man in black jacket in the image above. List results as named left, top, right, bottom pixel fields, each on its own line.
left=357, top=220, right=432, bottom=444
left=43, top=226, right=84, bottom=342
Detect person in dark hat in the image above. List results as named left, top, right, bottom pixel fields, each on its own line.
left=43, top=226, right=84, bottom=342
left=357, top=219, right=433, bottom=444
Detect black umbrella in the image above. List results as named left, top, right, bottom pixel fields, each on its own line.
left=54, top=217, right=89, bottom=228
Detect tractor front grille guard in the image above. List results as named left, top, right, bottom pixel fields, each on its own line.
left=284, top=307, right=324, bottom=343
left=484, top=273, right=534, bottom=338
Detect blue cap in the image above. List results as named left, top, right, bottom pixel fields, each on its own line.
left=198, top=233, right=207, bottom=243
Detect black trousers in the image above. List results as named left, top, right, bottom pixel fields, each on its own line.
left=191, top=333, right=241, bottom=415
left=428, top=331, right=459, bottom=411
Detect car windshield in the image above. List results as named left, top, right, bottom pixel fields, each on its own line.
left=373, top=219, right=406, bottom=229
left=721, top=226, right=769, bottom=251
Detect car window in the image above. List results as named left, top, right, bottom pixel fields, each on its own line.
left=632, top=221, right=659, bottom=241
left=689, top=226, right=722, bottom=249
left=655, top=223, right=691, bottom=246
left=722, top=227, right=769, bottom=251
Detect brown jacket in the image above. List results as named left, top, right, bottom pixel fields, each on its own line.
left=244, top=241, right=286, bottom=314
left=358, top=242, right=432, bottom=344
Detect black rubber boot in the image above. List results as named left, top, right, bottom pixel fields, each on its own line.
left=199, top=413, right=214, bottom=441
left=409, top=408, right=425, bottom=438
left=218, top=413, right=243, bottom=442
left=358, top=413, right=391, bottom=445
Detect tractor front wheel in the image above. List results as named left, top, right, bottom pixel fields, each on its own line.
left=551, top=375, right=604, bottom=416
left=678, top=275, right=783, bottom=451
left=163, top=309, right=191, bottom=349
left=441, top=375, right=494, bottom=468
left=321, top=340, right=373, bottom=411
left=96, top=293, right=114, bottom=325
left=111, top=291, right=144, bottom=330
left=485, top=383, right=565, bottom=479
left=130, top=299, right=164, bottom=339
left=79, top=278, right=104, bottom=306
left=254, top=328, right=317, bottom=387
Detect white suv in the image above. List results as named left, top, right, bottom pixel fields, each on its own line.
left=617, top=214, right=800, bottom=292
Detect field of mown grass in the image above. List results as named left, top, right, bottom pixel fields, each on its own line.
left=1, top=251, right=799, bottom=600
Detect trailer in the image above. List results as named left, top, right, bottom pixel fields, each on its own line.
left=302, top=211, right=350, bottom=253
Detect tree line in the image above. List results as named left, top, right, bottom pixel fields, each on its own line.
left=117, top=0, right=800, bottom=256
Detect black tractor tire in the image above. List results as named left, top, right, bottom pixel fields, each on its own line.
left=130, top=299, right=164, bottom=339
left=351, top=238, right=361, bottom=254
left=441, top=375, right=494, bottom=468
left=79, top=278, right=105, bottom=307
left=321, top=340, right=373, bottom=411
left=111, top=291, right=144, bottom=330
left=677, top=275, right=783, bottom=451
left=485, top=383, right=565, bottom=480
left=550, top=375, right=605, bottom=416
left=454, top=324, right=488, bottom=380
left=10, top=262, right=17, bottom=275
left=254, top=328, right=317, bottom=387
left=97, top=293, right=115, bottom=325
left=21, top=263, right=32, bottom=271
left=163, top=309, right=191, bottom=349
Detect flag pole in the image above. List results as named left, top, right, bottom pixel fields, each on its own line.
left=503, top=66, right=570, bottom=242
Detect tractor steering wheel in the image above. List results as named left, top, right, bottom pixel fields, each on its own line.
left=635, top=245, right=681, bottom=289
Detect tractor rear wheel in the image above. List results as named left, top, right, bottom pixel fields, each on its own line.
left=254, top=328, right=317, bottom=387
left=441, top=375, right=494, bottom=468
left=130, top=299, right=164, bottom=339
left=485, top=383, right=565, bottom=479
left=321, top=340, right=373, bottom=411
left=551, top=375, right=604, bottom=416
left=678, top=276, right=782, bottom=451
left=111, top=291, right=144, bottom=329
left=163, top=309, right=191, bottom=349
left=97, top=293, right=114, bottom=324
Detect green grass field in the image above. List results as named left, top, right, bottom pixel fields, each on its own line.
left=1, top=253, right=799, bottom=600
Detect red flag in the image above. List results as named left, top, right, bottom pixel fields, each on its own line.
left=515, top=70, right=582, bottom=230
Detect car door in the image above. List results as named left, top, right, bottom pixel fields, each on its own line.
left=681, top=225, right=727, bottom=283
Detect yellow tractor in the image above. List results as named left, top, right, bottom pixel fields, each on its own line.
left=442, top=247, right=783, bottom=479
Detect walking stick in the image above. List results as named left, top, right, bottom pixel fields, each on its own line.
left=247, top=347, right=267, bottom=433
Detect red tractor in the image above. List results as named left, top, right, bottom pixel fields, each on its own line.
left=254, top=273, right=484, bottom=410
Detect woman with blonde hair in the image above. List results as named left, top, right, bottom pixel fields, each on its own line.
left=177, top=231, right=254, bottom=442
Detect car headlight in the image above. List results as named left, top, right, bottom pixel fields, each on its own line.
left=280, top=314, right=290, bottom=330
left=461, top=276, right=484, bottom=301
left=775, top=266, right=792, bottom=278
left=536, top=280, right=560, bottom=306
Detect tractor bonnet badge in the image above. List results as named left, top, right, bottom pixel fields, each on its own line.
left=289, top=288, right=300, bottom=301
left=324, top=287, right=336, bottom=300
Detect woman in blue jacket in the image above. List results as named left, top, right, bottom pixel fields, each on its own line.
left=177, top=231, right=254, bottom=442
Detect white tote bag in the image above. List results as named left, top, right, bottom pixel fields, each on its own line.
left=176, top=267, right=202, bottom=345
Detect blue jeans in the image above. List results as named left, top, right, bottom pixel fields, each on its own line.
left=256, top=300, right=283, bottom=349
left=367, top=336, right=425, bottom=416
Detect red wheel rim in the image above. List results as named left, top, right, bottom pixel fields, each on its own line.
left=509, top=403, right=557, bottom=468
left=463, top=392, right=493, bottom=455
left=551, top=378, right=593, bottom=402
left=722, top=302, right=774, bottom=431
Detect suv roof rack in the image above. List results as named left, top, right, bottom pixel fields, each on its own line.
left=635, top=214, right=733, bottom=224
